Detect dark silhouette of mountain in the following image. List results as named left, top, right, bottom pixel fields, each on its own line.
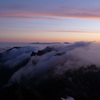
left=31, top=46, right=54, bottom=56
left=30, top=42, right=61, bottom=44
left=6, top=47, right=21, bottom=52
left=1, top=42, right=100, bottom=100
left=0, top=83, right=44, bottom=100
left=1, top=65, right=100, bottom=100
left=64, top=42, right=70, bottom=44
left=29, top=65, right=100, bottom=100
left=31, top=42, right=70, bottom=44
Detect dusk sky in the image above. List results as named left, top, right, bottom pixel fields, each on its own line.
left=1, top=0, right=100, bottom=43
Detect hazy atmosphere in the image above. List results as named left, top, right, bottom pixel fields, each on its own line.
left=1, top=1, right=100, bottom=100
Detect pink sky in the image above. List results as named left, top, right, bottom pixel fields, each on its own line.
left=1, top=0, right=100, bottom=43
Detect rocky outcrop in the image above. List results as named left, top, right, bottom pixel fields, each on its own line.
left=31, top=46, right=54, bottom=56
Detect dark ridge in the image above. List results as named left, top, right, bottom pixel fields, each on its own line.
left=37, top=46, right=54, bottom=56
left=6, top=47, right=21, bottom=52
left=23, top=65, right=100, bottom=100
left=55, top=52, right=66, bottom=56
left=0, top=58, right=30, bottom=89
left=0, top=53, right=3, bottom=58
left=0, top=83, right=44, bottom=100
left=7, top=65, right=100, bottom=100
left=1, top=65, right=100, bottom=100
left=31, top=42, right=61, bottom=44
left=31, top=46, right=54, bottom=56
left=64, top=42, right=70, bottom=44
left=31, top=51, right=37, bottom=56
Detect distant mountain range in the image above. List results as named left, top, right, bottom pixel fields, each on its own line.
left=30, top=42, right=70, bottom=44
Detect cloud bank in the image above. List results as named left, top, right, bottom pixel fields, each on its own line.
left=1, top=41, right=99, bottom=86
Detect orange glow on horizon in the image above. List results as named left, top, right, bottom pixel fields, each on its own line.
left=1, top=30, right=100, bottom=43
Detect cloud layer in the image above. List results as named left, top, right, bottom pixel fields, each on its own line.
left=1, top=41, right=99, bottom=87
left=1, top=41, right=100, bottom=100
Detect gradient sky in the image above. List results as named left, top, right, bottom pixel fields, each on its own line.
left=1, top=0, right=100, bottom=43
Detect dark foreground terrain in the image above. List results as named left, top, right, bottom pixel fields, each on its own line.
left=0, top=42, right=100, bottom=100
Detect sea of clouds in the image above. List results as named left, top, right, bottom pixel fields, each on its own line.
left=1, top=41, right=100, bottom=85
left=1, top=41, right=100, bottom=100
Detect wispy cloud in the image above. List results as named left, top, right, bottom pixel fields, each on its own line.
left=0, top=14, right=67, bottom=22
left=41, top=30, right=100, bottom=34
left=1, top=5, right=100, bottom=20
